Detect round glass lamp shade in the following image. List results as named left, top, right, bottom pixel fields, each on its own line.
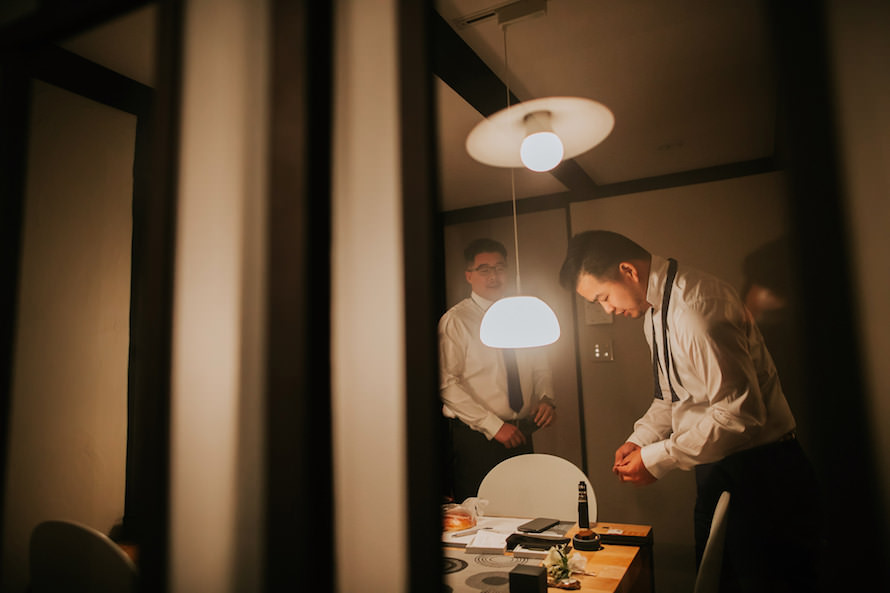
left=480, top=296, right=561, bottom=348
left=520, top=131, right=564, bottom=172
left=466, top=96, right=614, bottom=169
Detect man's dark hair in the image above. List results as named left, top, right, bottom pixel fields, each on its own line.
left=464, top=238, right=507, bottom=268
left=559, top=230, right=650, bottom=290
left=742, top=236, right=793, bottom=300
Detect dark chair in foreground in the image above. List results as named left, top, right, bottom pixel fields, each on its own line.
left=30, top=519, right=137, bottom=593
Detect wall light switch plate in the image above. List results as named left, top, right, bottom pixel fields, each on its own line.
left=584, top=301, right=614, bottom=325
left=592, top=341, right=614, bottom=362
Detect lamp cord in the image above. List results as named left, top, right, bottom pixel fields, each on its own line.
left=511, top=169, right=521, bottom=293
left=503, top=26, right=522, bottom=294
left=503, top=26, right=511, bottom=109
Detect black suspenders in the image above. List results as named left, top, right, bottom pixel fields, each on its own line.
left=652, top=258, right=680, bottom=402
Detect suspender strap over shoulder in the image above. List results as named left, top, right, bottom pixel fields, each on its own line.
left=652, top=258, right=680, bottom=402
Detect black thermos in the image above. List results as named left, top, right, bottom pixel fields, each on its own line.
left=577, top=481, right=590, bottom=528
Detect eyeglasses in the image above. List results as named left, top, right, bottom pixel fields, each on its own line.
left=469, top=263, right=507, bottom=276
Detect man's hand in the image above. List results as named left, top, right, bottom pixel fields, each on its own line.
left=494, top=422, right=527, bottom=448
left=612, top=443, right=657, bottom=485
left=613, top=441, right=639, bottom=470
left=532, top=401, right=556, bottom=428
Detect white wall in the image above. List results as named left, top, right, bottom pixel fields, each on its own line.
left=1, top=81, right=134, bottom=592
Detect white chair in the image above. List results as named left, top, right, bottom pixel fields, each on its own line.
left=692, top=490, right=731, bottom=593
left=29, top=519, right=138, bottom=593
left=477, top=453, right=596, bottom=523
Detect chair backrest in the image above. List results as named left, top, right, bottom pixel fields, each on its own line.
left=30, top=519, right=138, bottom=593
left=477, top=453, right=596, bottom=522
left=692, top=490, right=731, bottom=593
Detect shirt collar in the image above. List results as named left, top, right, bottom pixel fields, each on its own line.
left=470, top=291, right=495, bottom=311
left=646, top=255, right=671, bottom=314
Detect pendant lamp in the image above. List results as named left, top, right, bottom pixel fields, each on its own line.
left=475, top=19, right=570, bottom=349
left=480, top=157, right=562, bottom=351
left=467, top=96, right=613, bottom=172
left=465, top=5, right=614, bottom=173
left=478, top=164, right=560, bottom=348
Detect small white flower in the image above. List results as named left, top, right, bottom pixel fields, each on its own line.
left=543, top=546, right=563, bottom=568
left=543, top=545, right=574, bottom=580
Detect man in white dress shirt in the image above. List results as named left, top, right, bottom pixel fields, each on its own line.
left=440, top=238, right=556, bottom=502
left=559, top=230, right=822, bottom=593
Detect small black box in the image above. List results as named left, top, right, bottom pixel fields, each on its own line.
left=509, top=564, right=547, bottom=593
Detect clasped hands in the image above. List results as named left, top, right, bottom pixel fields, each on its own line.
left=494, top=402, right=556, bottom=449
left=613, top=442, right=657, bottom=485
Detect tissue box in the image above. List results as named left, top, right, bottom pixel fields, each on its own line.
left=509, top=564, right=546, bottom=593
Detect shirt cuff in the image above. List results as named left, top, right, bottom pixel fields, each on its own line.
left=479, top=414, right=505, bottom=440
left=539, top=395, right=556, bottom=409
left=639, top=441, right=679, bottom=480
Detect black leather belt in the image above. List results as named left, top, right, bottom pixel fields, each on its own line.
left=743, top=430, right=797, bottom=457
left=776, top=430, right=797, bottom=444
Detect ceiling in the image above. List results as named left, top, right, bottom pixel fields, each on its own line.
left=52, top=1, right=778, bottom=214
left=434, top=0, right=778, bottom=212
left=57, top=4, right=157, bottom=88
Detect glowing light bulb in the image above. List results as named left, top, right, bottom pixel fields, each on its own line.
left=480, top=296, right=561, bottom=348
left=520, top=131, right=565, bottom=172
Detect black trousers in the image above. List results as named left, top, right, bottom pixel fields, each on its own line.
left=447, top=418, right=533, bottom=503
left=694, top=438, right=825, bottom=593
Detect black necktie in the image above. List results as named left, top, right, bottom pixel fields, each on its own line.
left=652, top=258, right=680, bottom=403
left=503, top=349, right=523, bottom=412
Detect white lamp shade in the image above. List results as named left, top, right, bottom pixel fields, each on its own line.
left=466, top=96, right=614, bottom=169
left=480, top=296, right=561, bottom=348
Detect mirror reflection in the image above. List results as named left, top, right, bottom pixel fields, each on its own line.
left=434, top=2, right=801, bottom=591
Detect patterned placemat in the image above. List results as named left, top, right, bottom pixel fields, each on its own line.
left=443, top=549, right=531, bottom=593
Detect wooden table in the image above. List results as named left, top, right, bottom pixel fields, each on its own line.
left=444, top=520, right=652, bottom=593
left=567, top=522, right=653, bottom=593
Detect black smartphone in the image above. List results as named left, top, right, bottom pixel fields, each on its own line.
left=516, top=417, right=540, bottom=436
left=517, top=517, right=560, bottom=533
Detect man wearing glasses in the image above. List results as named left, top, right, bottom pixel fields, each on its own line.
left=439, top=238, right=557, bottom=502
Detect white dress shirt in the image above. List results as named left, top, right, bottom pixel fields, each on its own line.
left=439, top=292, right=555, bottom=440
left=629, top=256, right=796, bottom=478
